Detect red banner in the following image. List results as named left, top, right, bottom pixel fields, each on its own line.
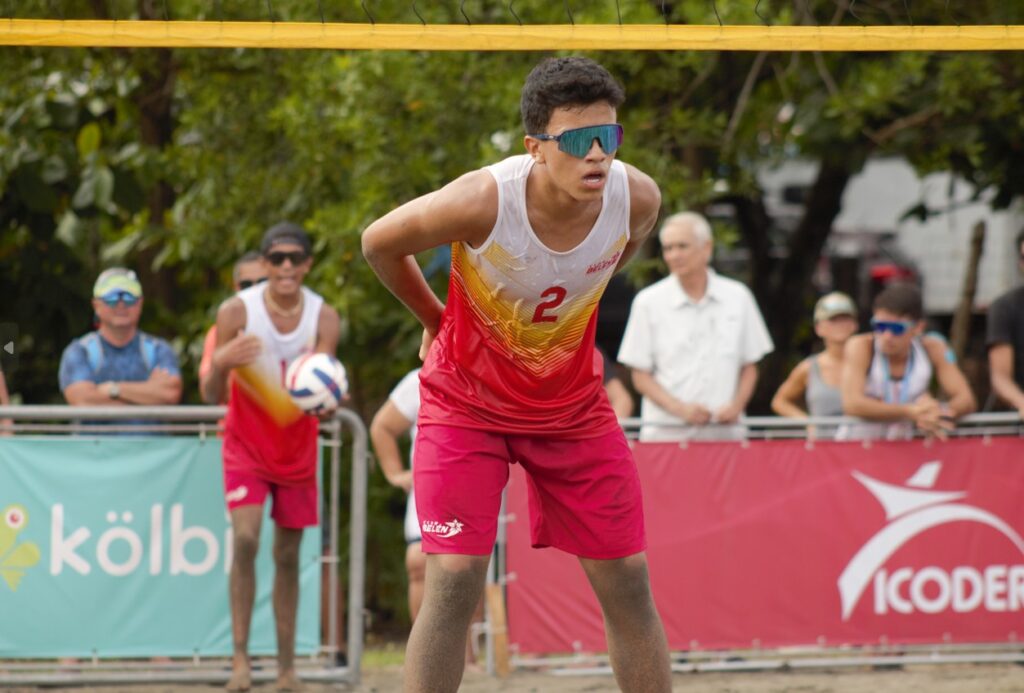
left=505, top=439, right=1024, bottom=653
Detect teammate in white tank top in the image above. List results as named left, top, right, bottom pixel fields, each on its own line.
left=203, top=222, right=341, bottom=693
left=841, top=282, right=975, bottom=440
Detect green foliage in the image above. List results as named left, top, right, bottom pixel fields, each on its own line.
left=4, top=0, right=1024, bottom=630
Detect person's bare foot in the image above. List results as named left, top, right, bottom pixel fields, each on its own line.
left=225, top=655, right=251, bottom=692
left=276, top=669, right=303, bottom=692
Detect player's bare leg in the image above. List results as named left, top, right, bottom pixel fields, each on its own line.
left=403, top=553, right=489, bottom=693
left=273, top=525, right=305, bottom=691
left=580, top=552, right=671, bottom=693
left=227, top=505, right=264, bottom=692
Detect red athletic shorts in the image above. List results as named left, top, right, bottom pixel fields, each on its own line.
left=223, top=468, right=319, bottom=529
left=413, top=424, right=646, bottom=559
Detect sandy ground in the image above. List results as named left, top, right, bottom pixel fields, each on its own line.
left=5, top=663, right=1024, bottom=692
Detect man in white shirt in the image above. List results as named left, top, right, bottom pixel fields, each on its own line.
left=618, top=212, right=774, bottom=441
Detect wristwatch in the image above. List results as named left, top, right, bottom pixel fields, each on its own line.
left=108, top=381, right=121, bottom=400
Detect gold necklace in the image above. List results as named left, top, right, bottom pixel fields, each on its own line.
left=264, top=289, right=303, bottom=318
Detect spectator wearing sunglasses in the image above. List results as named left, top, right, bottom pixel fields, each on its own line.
left=204, top=222, right=342, bottom=692
left=198, top=251, right=267, bottom=403
left=58, top=267, right=182, bottom=416
left=618, top=212, right=774, bottom=441
left=840, top=281, right=976, bottom=440
left=362, top=57, right=672, bottom=691
left=986, top=228, right=1024, bottom=419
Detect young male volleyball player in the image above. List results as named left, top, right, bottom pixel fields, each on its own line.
left=362, top=57, right=671, bottom=693
left=205, top=222, right=341, bottom=692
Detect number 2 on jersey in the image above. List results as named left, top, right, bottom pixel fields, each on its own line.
left=532, top=286, right=567, bottom=323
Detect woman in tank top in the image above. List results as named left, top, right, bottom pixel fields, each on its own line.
left=840, top=282, right=976, bottom=440
left=772, top=292, right=858, bottom=438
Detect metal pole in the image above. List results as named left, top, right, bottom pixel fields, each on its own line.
left=337, top=408, right=367, bottom=685
left=326, top=418, right=341, bottom=665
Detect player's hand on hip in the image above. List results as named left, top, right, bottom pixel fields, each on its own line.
left=213, top=334, right=263, bottom=370
left=418, top=328, right=436, bottom=362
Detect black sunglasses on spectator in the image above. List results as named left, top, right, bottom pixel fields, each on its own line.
left=238, top=277, right=267, bottom=290
left=265, top=251, right=309, bottom=266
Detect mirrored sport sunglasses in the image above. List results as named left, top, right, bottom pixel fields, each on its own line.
left=870, top=318, right=916, bottom=336
left=529, top=123, right=624, bottom=159
left=265, top=250, right=309, bottom=266
left=238, top=277, right=267, bottom=290
left=99, top=291, right=140, bottom=308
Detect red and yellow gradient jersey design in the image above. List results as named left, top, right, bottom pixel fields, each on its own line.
left=418, top=155, right=630, bottom=438
left=222, top=285, right=322, bottom=485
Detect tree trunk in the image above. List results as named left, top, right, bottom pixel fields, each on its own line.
left=749, top=159, right=857, bottom=413
left=133, top=0, right=178, bottom=310
left=950, top=220, right=986, bottom=361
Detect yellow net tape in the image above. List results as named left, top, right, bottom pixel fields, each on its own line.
left=1, top=19, right=1023, bottom=51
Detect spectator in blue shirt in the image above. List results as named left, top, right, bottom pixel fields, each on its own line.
left=59, top=268, right=182, bottom=408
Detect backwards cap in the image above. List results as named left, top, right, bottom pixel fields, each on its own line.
left=260, top=222, right=312, bottom=256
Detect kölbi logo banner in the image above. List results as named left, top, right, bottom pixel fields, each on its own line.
left=503, top=439, right=1024, bottom=654
left=0, top=437, right=320, bottom=658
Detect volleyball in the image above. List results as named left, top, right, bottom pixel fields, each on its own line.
left=285, top=353, right=348, bottom=413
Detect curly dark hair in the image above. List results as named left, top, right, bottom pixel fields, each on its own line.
left=520, top=57, right=625, bottom=135
left=874, top=281, right=923, bottom=321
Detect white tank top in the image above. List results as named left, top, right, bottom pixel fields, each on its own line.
left=475, top=154, right=630, bottom=312
left=841, top=337, right=933, bottom=441
left=237, top=283, right=324, bottom=384
left=865, top=337, right=932, bottom=405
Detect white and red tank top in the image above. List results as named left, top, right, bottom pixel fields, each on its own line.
left=223, top=284, right=324, bottom=484
left=419, top=154, right=630, bottom=438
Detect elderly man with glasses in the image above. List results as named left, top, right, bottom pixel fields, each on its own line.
left=58, top=267, right=182, bottom=409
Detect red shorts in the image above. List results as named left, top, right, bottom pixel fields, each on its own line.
left=223, top=467, right=319, bottom=529
left=413, top=424, right=646, bottom=559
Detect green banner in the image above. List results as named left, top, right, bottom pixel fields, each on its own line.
left=0, top=436, right=320, bottom=657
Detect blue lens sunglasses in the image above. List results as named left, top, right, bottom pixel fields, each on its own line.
left=100, top=291, right=140, bottom=308
left=529, top=124, right=624, bottom=159
left=870, top=318, right=916, bottom=336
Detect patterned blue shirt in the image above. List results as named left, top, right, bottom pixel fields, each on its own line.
left=58, top=331, right=180, bottom=391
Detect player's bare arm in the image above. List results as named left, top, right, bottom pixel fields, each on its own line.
left=202, top=297, right=260, bottom=405
left=842, top=334, right=920, bottom=422
left=989, top=343, right=1024, bottom=414
left=923, top=336, right=977, bottom=418
left=615, top=164, right=662, bottom=273
left=362, top=170, right=498, bottom=336
left=771, top=358, right=812, bottom=418
left=369, top=401, right=415, bottom=492
left=314, top=304, right=342, bottom=356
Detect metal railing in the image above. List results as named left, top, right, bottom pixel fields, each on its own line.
left=0, top=404, right=367, bottom=687
left=498, top=411, right=1024, bottom=676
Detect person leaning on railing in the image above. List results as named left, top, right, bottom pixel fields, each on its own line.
left=986, top=228, right=1024, bottom=421
left=771, top=292, right=858, bottom=439
left=840, top=282, right=976, bottom=440
left=58, top=268, right=182, bottom=413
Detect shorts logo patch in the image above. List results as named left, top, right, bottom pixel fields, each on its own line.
left=225, top=485, right=248, bottom=504
left=422, top=518, right=464, bottom=539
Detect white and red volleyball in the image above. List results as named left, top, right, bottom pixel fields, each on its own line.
left=285, top=353, right=348, bottom=413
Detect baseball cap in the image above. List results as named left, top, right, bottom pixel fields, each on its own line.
left=813, top=292, right=857, bottom=322
left=93, top=268, right=143, bottom=299
left=260, top=222, right=312, bottom=256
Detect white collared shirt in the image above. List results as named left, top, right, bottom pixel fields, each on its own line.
left=618, top=270, right=773, bottom=440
